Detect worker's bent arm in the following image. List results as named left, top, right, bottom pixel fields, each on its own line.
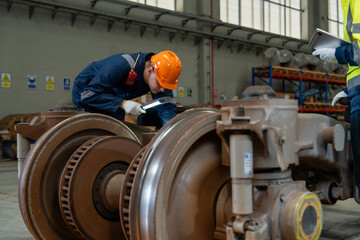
left=79, top=64, right=127, bottom=113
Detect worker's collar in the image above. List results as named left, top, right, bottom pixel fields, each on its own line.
left=145, top=52, right=155, bottom=61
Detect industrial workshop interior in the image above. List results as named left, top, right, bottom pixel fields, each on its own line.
left=2, top=0, right=360, bottom=239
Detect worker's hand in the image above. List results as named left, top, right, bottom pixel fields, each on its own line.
left=122, top=100, right=146, bottom=115
left=312, top=48, right=336, bottom=63
left=332, top=91, right=348, bottom=106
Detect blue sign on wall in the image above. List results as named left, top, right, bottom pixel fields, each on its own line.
left=63, top=78, right=71, bottom=91
left=27, top=75, right=37, bottom=89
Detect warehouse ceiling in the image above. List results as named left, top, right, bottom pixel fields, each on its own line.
left=2, top=0, right=312, bottom=54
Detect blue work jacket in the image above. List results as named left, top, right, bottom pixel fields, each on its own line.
left=72, top=52, right=177, bottom=125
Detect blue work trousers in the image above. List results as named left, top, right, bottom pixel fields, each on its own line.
left=351, top=110, right=360, bottom=192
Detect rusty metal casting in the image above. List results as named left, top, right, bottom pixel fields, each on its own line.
left=15, top=111, right=79, bottom=141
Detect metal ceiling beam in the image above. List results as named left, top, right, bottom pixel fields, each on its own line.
left=124, top=5, right=138, bottom=15
left=0, top=0, right=311, bottom=53
left=90, top=0, right=98, bottom=8
left=71, top=12, right=77, bottom=26
left=217, top=40, right=223, bottom=49
left=140, top=25, right=146, bottom=37
left=90, top=14, right=97, bottom=25
left=169, top=32, right=175, bottom=42
left=29, top=5, right=35, bottom=19
left=237, top=44, right=244, bottom=53
left=181, top=32, right=188, bottom=41
left=154, top=28, right=161, bottom=37
left=7, top=0, right=13, bottom=12
left=124, top=21, right=131, bottom=32
left=181, top=18, right=194, bottom=27
left=98, top=0, right=308, bottom=45
left=108, top=19, right=114, bottom=31
left=52, top=6, right=58, bottom=19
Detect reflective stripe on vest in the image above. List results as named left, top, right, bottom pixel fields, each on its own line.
left=81, top=90, right=96, bottom=101
left=354, top=23, right=360, bottom=34
left=347, top=75, right=360, bottom=89
left=354, top=41, right=360, bottom=65
left=121, top=54, right=135, bottom=68
left=346, top=3, right=353, bottom=42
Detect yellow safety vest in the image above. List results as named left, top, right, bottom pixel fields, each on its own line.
left=341, top=0, right=360, bottom=87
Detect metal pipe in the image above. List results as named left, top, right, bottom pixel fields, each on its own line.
left=230, top=134, right=253, bottom=216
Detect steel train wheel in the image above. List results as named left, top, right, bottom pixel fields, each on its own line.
left=19, top=113, right=140, bottom=240
left=59, top=136, right=142, bottom=240
left=122, top=109, right=231, bottom=240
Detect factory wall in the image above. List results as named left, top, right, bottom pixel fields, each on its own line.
left=0, top=0, right=323, bottom=120
left=0, top=2, right=199, bottom=120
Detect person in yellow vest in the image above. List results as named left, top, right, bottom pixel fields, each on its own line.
left=313, top=0, right=360, bottom=199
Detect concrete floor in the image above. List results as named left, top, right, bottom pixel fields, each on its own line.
left=0, top=159, right=32, bottom=240
left=1, top=159, right=360, bottom=240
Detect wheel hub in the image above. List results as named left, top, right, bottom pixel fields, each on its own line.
left=93, top=162, right=128, bottom=220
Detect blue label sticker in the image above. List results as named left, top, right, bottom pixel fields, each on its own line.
left=63, top=78, right=71, bottom=91
left=27, top=75, right=37, bottom=89
left=243, top=152, right=253, bottom=175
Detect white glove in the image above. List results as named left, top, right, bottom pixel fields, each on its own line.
left=312, top=48, right=336, bottom=63
left=332, top=91, right=348, bottom=106
left=122, top=100, right=146, bottom=115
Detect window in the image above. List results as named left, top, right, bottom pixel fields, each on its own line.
left=220, top=0, right=302, bottom=39
left=328, top=0, right=343, bottom=38
left=127, top=0, right=175, bottom=11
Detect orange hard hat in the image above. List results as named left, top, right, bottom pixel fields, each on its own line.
left=150, top=50, right=182, bottom=90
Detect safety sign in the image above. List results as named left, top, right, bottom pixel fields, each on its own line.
left=63, top=78, right=71, bottom=91
left=27, top=75, right=37, bottom=89
left=178, top=87, right=184, bottom=97
left=187, top=87, right=192, bottom=97
left=46, top=76, right=55, bottom=91
left=1, top=73, right=11, bottom=88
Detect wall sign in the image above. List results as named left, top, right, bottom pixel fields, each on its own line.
left=1, top=73, right=11, bottom=88
left=63, top=78, right=71, bottom=91
left=178, top=87, right=184, bottom=97
left=46, top=76, right=55, bottom=91
left=187, top=87, right=192, bottom=97
left=27, top=75, right=37, bottom=89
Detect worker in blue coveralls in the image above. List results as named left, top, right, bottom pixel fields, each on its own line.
left=312, top=0, right=360, bottom=200
left=72, top=51, right=182, bottom=127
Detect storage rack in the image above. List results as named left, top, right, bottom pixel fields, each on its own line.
left=252, top=65, right=347, bottom=114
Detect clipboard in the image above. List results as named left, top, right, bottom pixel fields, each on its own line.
left=308, top=28, right=349, bottom=49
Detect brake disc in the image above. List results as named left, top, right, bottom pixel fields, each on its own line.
left=59, top=136, right=142, bottom=240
